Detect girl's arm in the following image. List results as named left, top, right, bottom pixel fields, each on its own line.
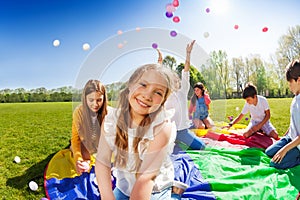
left=71, top=111, right=82, bottom=163
left=204, top=94, right=211, bottom=110
left=157, top=49, right=163, bottom=64
left=183, top=40, right=195, bottom=72
left=71, top=118, right=83, bottom=162
left=130, top=121, right=173, bottom=200
left=95, top=124, right=115, bottom=200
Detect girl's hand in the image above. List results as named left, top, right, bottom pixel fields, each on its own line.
left=186, top=40, right=195, bottom=54
left=272, top=148, right=287, bottom=163
left=76, top=160, right=90, bottom=174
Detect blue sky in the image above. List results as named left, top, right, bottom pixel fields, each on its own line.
left=1, top=0, right=299, bottom=90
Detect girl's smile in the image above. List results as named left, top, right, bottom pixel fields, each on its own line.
left=128, top=69, right=168, bottom=122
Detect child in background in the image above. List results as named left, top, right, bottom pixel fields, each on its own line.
left=228, top=83, right=279, bottom=140
left=164, top=40, right=206, bottom=151
left=189, top=82, right=214, bottom=129
left=95, top=64, right=180, bottom=199
left=71, top=80, right=108, bottom=174
left=265, top=59, right=300, bottom=169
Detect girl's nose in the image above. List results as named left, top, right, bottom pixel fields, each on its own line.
left=142, top=90, right=152, bottom=101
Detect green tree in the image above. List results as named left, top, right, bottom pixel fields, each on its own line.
left=162, top=55, right=177, bottom=70
left=176, top=63, right=205, bottom=98
left=231, top=57, right=245, bottom=97
left=209, top=50, right=230, bottom=98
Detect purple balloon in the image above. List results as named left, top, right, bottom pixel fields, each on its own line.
left=152, top=43, right=158, bottom=49
left=165, top=11, right=173, bottom=18
left=206, top=8, right=210, bottom=13
left=170, top=30, right=177, bottom=37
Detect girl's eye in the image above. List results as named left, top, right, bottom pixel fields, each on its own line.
left=155, top=91, right=163, bottom=96
left=139, top=82, right=146, bottom=87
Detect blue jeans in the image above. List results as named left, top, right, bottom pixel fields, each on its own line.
left=113, top=187, right=180, bottom=200
left=265, top=136, right=300, bottom=169
left=173, top=129, right=206, bottom=153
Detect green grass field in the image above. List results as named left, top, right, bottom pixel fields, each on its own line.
left=0, top=99, right=292, bottom=199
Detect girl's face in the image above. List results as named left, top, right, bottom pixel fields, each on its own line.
left=86, top=91, right=104, bottom=113
left=128, top=70, right=168, bottom=119
left=194, top=87, right=203, bottom=97
left=287, top=77, right=300, bottom=95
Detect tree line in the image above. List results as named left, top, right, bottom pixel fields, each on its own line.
left=1, top=25, right=299, bottom=103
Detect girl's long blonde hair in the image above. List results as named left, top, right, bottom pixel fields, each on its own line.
left=114, top=64, right=175, bottom=169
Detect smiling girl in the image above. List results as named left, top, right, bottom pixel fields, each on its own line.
left=95, top=64, right=179, bottom=200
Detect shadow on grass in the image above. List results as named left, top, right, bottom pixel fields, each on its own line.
left=6, top=152, right=56, bottom=196
left=6, top=142, right=70, bottom=194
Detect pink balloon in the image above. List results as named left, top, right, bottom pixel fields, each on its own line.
left=166, top=3, right=176, bottom=12
left=234, top=25, right=239, bottom=30
left=173, top=16, right=180, bottom=23
left=262, top=27, right=268, bottom=32
left=173, top=0, right=179, bottom=7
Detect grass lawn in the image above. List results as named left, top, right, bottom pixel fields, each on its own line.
left=0, top=98, right=292, bottom=199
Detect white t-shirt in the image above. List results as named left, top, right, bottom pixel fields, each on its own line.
left=165, top=70, right=190, bottom=131
left=287, top=94, right=300, bottom=150
left=101, top=107, right=176, bottom=196
left=241, top=95, right=270, bottom=122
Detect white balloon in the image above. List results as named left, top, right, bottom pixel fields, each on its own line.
left=53, top=39, right=60, bottom=47
left=29, top=181, right=38, bottom=191
left=14, top=156, right=21, bottom=163
left=203, top=32, right=209, bottom=38
left=82, top=43, right=90, bottom=51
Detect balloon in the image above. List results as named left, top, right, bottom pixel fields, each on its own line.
left=234, top=25, right=239, bottom=30
left=165, top=12, right=173, bottom=18
left=173, top=0, right=179, bottom=7
left=206, top=8, right=210, bottom=13
left=82, top=43, right=90, bottom=51
left=170, top=30, right=177, bottom=37
left=52, top=39, right=60, bottom=47
left=173, top=16, right=180, bottom=23
left=166, top=3, right=176, bottom=12
left=203, top=32, right=209, bottom=38
left=117, top=43, right=123, bottom=49
left=262, top=27, right=268, bottom=32
left=152, top=43, right=158, bottom=49
left=14, top=156, right=21, bottom=163
left=117, top=30, right=123, bottom=35
left=29, top=181, right=38, bottom=191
